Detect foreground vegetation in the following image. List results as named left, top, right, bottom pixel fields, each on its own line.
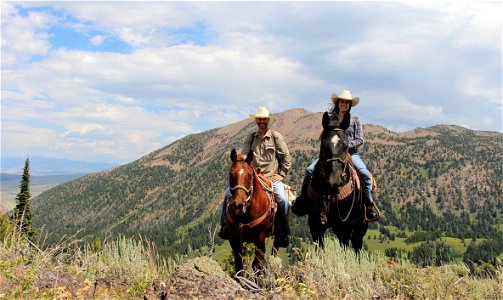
left=1, top=218, right=501, bottom=299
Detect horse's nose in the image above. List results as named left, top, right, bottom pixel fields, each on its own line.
left=234, top=202, right=246, bottom=214
left=327, top=180, right=341, bottom=193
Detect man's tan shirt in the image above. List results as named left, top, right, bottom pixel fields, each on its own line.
left=242, top=129, right=292, bottom=178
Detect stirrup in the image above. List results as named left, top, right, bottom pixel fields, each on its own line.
left=364, top=202, right=380, bottom=222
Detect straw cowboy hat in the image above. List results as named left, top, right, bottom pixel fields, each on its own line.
left=331, top=90, right=360, bottom=107
left=250, top=106, right=274, bottom=119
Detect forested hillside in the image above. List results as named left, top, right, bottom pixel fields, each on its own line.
left=32, top=109, right=502, bottom=267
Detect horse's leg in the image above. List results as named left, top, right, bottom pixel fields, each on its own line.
left=229, top=238, right=244, bottom=273
left=332, top=223, right=350, bottom=250
left=351, top=221, right=369, bottom=256
left=253, top=234, right=267, bottom=272
left=308, top=213, right=326, bottom=249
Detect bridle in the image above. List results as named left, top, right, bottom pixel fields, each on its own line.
left=320, top=128, right=349, bottom=182
left=230, top=161, right=254, bottom=209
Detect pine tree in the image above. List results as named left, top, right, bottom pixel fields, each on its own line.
left=11, top=158, right=36, bottom=239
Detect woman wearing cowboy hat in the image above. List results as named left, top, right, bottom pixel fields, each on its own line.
left=292, top=90, right=378, bottom=222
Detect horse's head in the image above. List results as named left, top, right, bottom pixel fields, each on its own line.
left=317, top=111, right=350, bottom=194
left=229, top=149, right=254, bottom=215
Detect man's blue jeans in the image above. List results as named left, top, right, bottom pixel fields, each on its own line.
left=220, top=181, right=289, bottom=227
left=305, top=154, right=373, bottom=202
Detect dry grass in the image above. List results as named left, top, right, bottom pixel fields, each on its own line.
left=0, top=224, right=179, bottom=299
left=274, top=237, right=502, bottom=299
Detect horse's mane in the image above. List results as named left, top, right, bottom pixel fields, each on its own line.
left=234, top=156, right=246, bottom=162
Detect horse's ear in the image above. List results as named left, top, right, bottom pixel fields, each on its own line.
left=245, top=149, right=254, bottom=163
left=339, top=113, right=350, bottom=130
left=322, top=111, right=330, bottom=129
left=231, top=149, right=237, bottom=162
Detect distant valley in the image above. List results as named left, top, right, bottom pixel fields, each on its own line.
left=1, top=173, right=88, bottom=211
left=1, top=156, right=117, bottom=211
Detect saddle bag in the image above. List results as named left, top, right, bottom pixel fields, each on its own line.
left=283, top=184, right=297, bottom=206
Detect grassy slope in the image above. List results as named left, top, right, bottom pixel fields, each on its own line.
left=365, top=228, right=487, bottom=260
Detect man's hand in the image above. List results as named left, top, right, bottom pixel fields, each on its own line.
left=272, top=174, right=284, bottom=182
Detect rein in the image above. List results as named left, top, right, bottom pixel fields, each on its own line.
left=336, top=164, right=359, bottom=222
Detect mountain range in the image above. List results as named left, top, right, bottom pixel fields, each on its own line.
left=1, top=156, right=117, bottom=176
left=31, top=108, right=503, bottom=256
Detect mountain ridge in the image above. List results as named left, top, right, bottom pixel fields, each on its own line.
left=1, top=156, right=117, bottom=175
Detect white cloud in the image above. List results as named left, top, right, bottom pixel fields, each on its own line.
left=1, top=1, right=501, bottom=164
left=90, top=34, right=106, bottom=46
left=359, top=91, right=445, bottom=131
left=1, top=2, right=53, bottom=67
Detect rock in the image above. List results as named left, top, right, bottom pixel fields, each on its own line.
left=164, top=256, right=264, bottom=299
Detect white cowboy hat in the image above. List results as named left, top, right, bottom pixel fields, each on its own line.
left=250, top=106, right=274, bottom=119
left=331, top=90, right=360, bottom=107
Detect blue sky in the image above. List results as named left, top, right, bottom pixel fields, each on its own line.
left=1, top=1, right=501, bottom=164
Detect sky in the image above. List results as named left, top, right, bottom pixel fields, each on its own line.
left=1, top=1, right=502, bottom=165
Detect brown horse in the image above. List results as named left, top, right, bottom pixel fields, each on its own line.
left=226, top=148, right=278, bottom=272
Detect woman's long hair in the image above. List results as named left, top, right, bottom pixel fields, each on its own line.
left=332, top=99, right=351, bottom=129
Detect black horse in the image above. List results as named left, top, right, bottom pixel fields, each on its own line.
left=303, top=111, right=369, bottom=253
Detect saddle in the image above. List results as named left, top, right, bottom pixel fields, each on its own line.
left=307, top=164, right=377, bottom=202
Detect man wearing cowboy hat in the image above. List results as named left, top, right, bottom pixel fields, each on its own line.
left=219, top=106, right=292, bottom=247
left=292, top=90, right=378, bottom=221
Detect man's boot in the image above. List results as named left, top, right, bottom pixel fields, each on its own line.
left=274, top=232, right=289, bottom=248
left=218, top=224, right=228, bottom=240
left=274, top=217, right=290, bottom=248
